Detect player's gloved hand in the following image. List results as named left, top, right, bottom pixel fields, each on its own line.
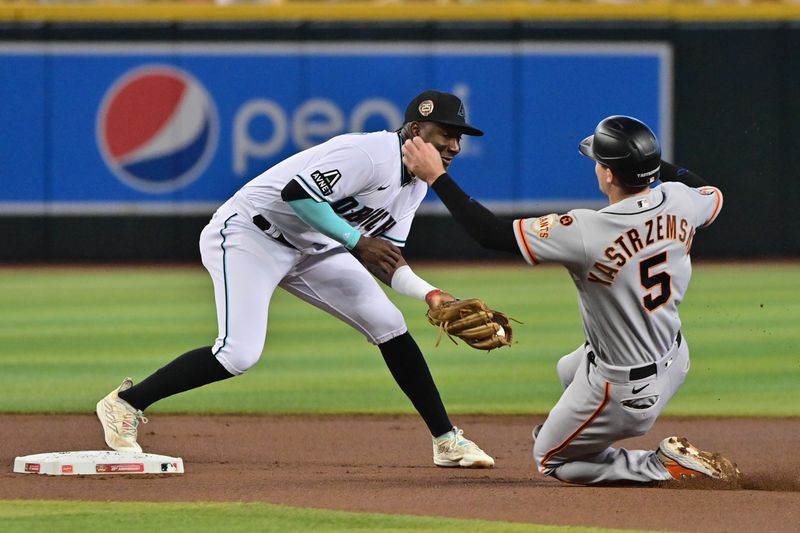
left=426, top=298, right=519, bottom=352
left=352, top=236, right=402, bottom=274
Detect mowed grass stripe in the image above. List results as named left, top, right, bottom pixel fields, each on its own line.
left=0, top=263, right=797, bottom=416
left=0, top=500, right=661, bottom=533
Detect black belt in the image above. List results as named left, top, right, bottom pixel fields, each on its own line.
left=587, top=331, right=682, bottom=380
left=252, top=215, right=297, bottom=249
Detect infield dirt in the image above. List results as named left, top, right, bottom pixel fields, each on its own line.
left=2, top=414, right=798, bottom=532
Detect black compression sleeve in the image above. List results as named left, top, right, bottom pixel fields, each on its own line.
left=659, top=160, right=709, bottom=188
left=281, top=179, right=312, bottom=201
left=430, top=173, right=519, bottom=253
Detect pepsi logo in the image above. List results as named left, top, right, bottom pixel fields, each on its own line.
left=97, top=65, right=219, bottom=194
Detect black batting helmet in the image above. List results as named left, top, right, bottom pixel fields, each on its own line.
left=578, top=115, right=661, bottom=187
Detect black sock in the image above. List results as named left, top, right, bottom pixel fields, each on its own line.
left=118, top=346, right=233, bottom=411
left=379, top=332, right=452, bottom=437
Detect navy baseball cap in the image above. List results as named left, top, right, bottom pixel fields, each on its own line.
left=404, top=90, right=484, bottom=136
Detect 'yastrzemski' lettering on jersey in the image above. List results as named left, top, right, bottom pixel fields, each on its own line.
left=332, top=197, right=397, bottom=237
left=587, top=213, right=695, bottom=287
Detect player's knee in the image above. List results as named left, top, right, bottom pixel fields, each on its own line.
left=555, top=346, right=584, bottom=388
left=213, top=341, right=264, bottom=375
left=556, top=357, right=575, bottom=389
left=365, top=306, right=406, bottom=343
left=532, top=440, right=549, bottom=470
left=233, top=350, right=262, bottom=373
left=532, top=447, right=558, bottom=477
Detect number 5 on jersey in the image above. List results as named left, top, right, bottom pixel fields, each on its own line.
left=639, top=252, right=672, bottom=311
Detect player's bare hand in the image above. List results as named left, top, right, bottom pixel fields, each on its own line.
left=352, top=236, right=402, bottom=274
left=402, top=137, right=446, bottom=185
left=425, top=290, right=456, bottom=309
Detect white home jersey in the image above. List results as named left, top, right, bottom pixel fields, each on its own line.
left=513, top=182, right=723, bottom=366
left=229, top=131, right=427, bottom=254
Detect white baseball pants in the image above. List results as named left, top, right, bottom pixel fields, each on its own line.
left=199, top=204, right=407, bottom=375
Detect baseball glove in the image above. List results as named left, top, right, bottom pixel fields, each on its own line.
left=426, top=298, right=517, bottom=351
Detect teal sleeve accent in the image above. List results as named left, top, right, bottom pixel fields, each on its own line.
left=287, top=198, right=361, bottom=250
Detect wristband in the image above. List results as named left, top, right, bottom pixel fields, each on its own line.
left=425, top=289, right=445, bottom=306
left=390, top=265, right=437, bottom=301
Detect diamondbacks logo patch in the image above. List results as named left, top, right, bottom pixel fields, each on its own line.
left=559, top=215, right=574, bottom=226
left=311, top=169, right=342, bottom=196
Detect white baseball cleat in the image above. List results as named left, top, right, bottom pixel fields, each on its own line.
left=96, top=377, right=148, bottom=453
left=433, top=427, right=495, bottom=468
left=656, top=436, right=741, bottom=482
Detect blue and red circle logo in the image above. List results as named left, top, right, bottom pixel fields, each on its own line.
left=97, top=65, right=219, bottom=194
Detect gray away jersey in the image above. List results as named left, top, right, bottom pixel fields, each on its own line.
left=231, top=131, right=427, bottom=254
left=513, top=182, right=723, bottom=366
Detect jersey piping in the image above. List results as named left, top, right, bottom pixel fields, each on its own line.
left=601, top=191, right=666, bottom=216
left=211, top=213, right=237, bottom=358
left=514, top=218, right=539, bottom=264
left=698, top=186, right=723, bottom=227
left=382, top=234, right=406, bottom=245
left=292, top=174, right=325, bottom=203
left=397, top=133, right=414, bottom=187
left=540, top=381, right=611, bottom=472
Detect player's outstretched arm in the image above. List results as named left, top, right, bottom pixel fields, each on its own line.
left=402, top=138, right=518, bottom=253
left=282, top=181, right=402, bottom=274
left=359, top=251, right=454, bottom=308
left=659, top=160, right=710, bottom=188
left=431, top=174, right=518, bottom=253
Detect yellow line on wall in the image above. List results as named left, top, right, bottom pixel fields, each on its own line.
left=1, top=2, right=800, bottom=23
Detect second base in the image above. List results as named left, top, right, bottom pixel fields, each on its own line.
left=14, top=450, right=184, bottom=476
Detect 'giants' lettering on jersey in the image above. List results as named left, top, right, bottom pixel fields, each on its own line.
left=587, top=214, right=696, bottom=287
left=332, top=197, right=397, bottom=237
left=531, top=214, right=558, bottom=239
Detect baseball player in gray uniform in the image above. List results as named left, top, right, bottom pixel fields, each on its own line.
left=402, top=115, right=740, bottom=483
left=96, top=90, right=494, bottom=469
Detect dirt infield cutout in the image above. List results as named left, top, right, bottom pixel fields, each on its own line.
left=3, top=414, right=798, bottom=532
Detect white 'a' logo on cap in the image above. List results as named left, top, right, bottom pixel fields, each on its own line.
left=457, top=102, right=465, bottom=117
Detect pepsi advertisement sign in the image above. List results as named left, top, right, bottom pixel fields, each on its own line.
left=0, top=43, right=671, bottom=215
left=96, top=65, right=220, bottom=194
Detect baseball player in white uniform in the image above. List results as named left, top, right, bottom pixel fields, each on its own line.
left=96, top=90, right=494, bottom=469
left=402, top=115, right=741, bottom=483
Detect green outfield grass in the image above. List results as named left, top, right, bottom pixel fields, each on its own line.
left=0, top=501, right=658, bottom=533
left=1, top=263, right=796, bottom=531
left=0, top=262, right=797, bottom=416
